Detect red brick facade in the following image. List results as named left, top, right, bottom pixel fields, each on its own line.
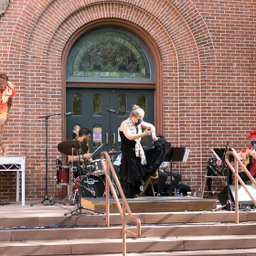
left=0, top=0, right=255, bottom=200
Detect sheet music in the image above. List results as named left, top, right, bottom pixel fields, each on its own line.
left=182, top=149, right=190, bottom=162
left=113, top=153, right=122, bottom=166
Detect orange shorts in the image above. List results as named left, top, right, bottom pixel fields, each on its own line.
left=0, top=112, right=7, bottom=121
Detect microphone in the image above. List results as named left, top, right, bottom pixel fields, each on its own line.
left=63, top=111, right=73, bottom=116
left=107, top=109, right=118, bottom=113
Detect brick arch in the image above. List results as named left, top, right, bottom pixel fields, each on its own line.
left=44, top=1, right=209, bottom=184
left=7, top=0, right=215, bottom=146
left=4, top=0, right=216, bottom=198
left=7, top=0, right=215, bottom=64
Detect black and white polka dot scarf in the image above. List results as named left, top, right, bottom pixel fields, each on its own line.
left=127, top=118, right=147, bottom=165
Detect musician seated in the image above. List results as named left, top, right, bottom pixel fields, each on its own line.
left=156, top=161, right=183, bottom=196
left=238, top=130, right=256, bottom=183
left=141, top=161, right=190, bottom=197
left=68, top=127, right=93, bottom=176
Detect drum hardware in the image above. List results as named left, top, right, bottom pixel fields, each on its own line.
left=84, top=163, right=96, bottom=174
left=63, top=142, right=104, bottom=216
left=69, top=188, right=79, bottom=205
left=31, top=112, right=70, bottom=207
left=55, top=161, right=103, bottom=203
left=56, top=156, right=62, bottom=166
left=55, top=140, right=105, bottom=215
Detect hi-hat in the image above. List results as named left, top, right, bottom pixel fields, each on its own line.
left=57, top=140, right=88, bottom=155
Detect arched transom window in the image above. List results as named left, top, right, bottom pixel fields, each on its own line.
left=67, top=27, right=155, bottom=83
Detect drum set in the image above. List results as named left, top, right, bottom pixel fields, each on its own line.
left=56, top=140, right=105, bottom=205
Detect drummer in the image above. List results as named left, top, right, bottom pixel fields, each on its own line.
left=68, top=127, right=93, bottom=175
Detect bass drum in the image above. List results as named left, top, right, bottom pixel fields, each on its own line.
left=73, top=175, right=105, bottom=197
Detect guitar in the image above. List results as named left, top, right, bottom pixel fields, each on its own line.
left=241, top=147, right=255, bottom=169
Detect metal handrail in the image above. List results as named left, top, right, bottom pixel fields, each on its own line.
left=225, top=151, right=256, bottom=224
left=100, top=151, right=141, bottom=256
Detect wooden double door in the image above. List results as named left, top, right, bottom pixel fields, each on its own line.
left=66, top=88, right=155, bottom=158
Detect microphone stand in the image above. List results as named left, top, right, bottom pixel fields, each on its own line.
left=31, top=112, right=70, bottom=206
left=223, top=142, right=234, bottom=211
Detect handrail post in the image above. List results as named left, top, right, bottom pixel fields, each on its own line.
left=225, top=150, right=256, bottom=224
left=106, top=161, right=110, bottom=227
left=100, top=151, right=141, bottom=255
left=122, top=202, right=126, bottom=256
left=234, top=159, right=239, bottom=224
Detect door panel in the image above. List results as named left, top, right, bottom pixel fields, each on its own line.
left=66, top=88, right=154, bottom=158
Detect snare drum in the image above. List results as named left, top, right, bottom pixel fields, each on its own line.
left=84, top=163, right=96, bottom=173
left=84, top=160, right=99, bottom=174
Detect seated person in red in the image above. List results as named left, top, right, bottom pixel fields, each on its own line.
left=239, top=130, right=256, bottom=182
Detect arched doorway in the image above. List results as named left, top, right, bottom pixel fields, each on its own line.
left=64, top=25, right=157, bottom=156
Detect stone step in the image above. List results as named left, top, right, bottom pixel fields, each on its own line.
left=80, top=196, right=217, bottom=213
left=1, top=210, right=256, bottom=228
left=1, top=223, right=256, bottom=241
left=76, top=248, right=256, bottom=255
left=1, top=235, right=256, bottom=255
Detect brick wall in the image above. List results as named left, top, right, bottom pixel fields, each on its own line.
left=0, top=0, right=255, bottom=200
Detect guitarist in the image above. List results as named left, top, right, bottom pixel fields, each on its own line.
left=239, top=130, right=256, bottom=182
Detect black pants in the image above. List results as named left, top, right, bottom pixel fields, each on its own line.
left=157, top=170, right=182, bottom=195
left=238, top=171, right=256, bottom=183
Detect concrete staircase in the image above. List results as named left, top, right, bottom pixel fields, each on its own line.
left=1, top=211, right=256, bottom=255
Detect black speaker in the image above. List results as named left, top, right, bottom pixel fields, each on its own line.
left=218, top=185, right=255, bottom=205
left=218, top=186, right=231, bottom=206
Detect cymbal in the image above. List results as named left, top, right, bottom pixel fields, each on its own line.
left=91, top=159, right=102, bottom=163
left=108, top=150, right=121, bottom=155
left=57, top=140, right=88, bottom=155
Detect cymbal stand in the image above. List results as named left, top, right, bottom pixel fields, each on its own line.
left=31, top=113, right=66, bottom=206
left=64, top=143, right=104, bottom=216
left=68, top=148, right=76, bottom=205
left=68, top=147, right=94, bottom=205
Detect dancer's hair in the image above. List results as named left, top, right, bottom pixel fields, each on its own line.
left=0, top=73, right=8, bottom=81
left=129, top=104, right=145, bottom=118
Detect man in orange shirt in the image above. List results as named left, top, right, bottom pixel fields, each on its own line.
left=0, top=73, right=16, bottom=156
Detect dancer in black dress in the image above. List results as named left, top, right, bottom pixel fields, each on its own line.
left=119, top=105, right=159, bottom=198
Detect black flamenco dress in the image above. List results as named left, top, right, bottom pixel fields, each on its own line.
left=119, top=131, right=170, bottom=198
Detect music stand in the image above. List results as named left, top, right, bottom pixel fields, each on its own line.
left=214, top=146, right=234, bottom=210
left=164, top=147, right=186, bottom=196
